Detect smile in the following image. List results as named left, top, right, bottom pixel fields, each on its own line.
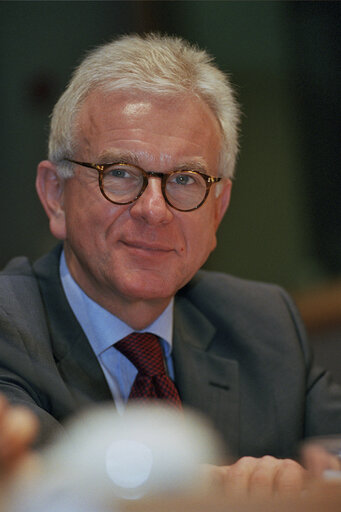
left=121, top=240, right=174, bottom=253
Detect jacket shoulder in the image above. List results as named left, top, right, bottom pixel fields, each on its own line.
left=177, top=270, right=305, bottom=342
left=179, top=270, right=288, bottom=308
left=0, top=245, right=62, bottom=302
left=1, top=255, right=34, bottom=275
left=0, top=255, right=51, bottom=346
left=0, top=256, right=39, bottom=303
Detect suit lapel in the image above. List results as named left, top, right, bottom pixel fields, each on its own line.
left=173, top=294, right=240, bottom=458
left=33, top=246, right=112, bottom=408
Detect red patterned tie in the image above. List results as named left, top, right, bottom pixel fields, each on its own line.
left=115, top=332, right=182, bottom=409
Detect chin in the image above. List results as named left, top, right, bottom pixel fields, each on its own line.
left=118, top=272, right=178, bottom=302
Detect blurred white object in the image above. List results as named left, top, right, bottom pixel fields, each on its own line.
left=9, top=403, right=224, bottom=511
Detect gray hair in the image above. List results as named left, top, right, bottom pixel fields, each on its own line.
left=49, top=33, right=240, bottom=179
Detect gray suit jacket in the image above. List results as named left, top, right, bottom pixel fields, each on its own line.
left=1, top=245, right=341, bottom=458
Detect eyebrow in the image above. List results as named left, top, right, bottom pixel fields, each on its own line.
left=97, top=150, right=140, bottom=166
left=175, top=160, right=210, bottom=174
left=97, top=150, right=210, bottom=175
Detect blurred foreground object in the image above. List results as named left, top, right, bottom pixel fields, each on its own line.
left=7, top=403, right=224, bottom=512
left=4, top=403, right=341, bottom=511
left=0, top=395, right=39, bottom=479
left=122, top=482, right=341, bottom=512
left=301, top=436, right=341, bottom=480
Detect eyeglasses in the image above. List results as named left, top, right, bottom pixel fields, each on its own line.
left=64, top=158, right=222, bottom=212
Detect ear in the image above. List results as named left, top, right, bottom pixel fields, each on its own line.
left=214, top=179, right=232, bottom=230
left=36, top=160, right=67, bottom=240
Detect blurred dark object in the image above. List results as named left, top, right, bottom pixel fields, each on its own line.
left=286, top=1, right=341, bottom=388
left=287, top=2, right=341, bottom=275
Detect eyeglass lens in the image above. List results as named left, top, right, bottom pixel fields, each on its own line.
left=102, top=164, right=208, bottom=210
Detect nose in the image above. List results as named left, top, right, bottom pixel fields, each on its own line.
left=129, top=176, right=173, bottom=225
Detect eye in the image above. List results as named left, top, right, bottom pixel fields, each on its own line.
left=104, top=164, right=142, bottom=180
left=107, top=166, right=131, bottom=178
left=171, top=172, right=196, bottom=186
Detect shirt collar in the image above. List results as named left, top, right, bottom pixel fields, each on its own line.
left=59, top=251, right=174, bottom=357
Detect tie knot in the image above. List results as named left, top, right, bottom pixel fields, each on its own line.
left=115, top=332, right=165, bottom=377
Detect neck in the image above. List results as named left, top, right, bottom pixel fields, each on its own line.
left=96, top=295, right=172, bottom=331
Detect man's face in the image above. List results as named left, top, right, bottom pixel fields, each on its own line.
left=44, top=90, right=231, bottom=319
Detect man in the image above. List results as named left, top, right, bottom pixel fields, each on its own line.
left=1, top=33, right=341, bottom=495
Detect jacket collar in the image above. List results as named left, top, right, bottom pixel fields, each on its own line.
left=33, top=245, right=112, bottom=406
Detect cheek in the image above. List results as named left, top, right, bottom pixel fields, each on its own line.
left=63, top=195, right=129, bottom=255
left=64, top=180, right=103, bottom=230
left=183, top=214, right=217, bottom=263
left=62, top=190, right=102, bottom=249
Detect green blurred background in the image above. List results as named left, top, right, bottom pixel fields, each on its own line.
left=1, top=0, right=340, bottom=296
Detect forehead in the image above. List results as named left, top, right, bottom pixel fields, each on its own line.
left=75, top=89, right=222, bottom=172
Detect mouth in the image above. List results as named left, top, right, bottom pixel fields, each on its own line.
left=120, top=240, right=174, bottom=253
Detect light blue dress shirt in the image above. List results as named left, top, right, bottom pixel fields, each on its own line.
left=59, top=251, right=175, bottom=414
